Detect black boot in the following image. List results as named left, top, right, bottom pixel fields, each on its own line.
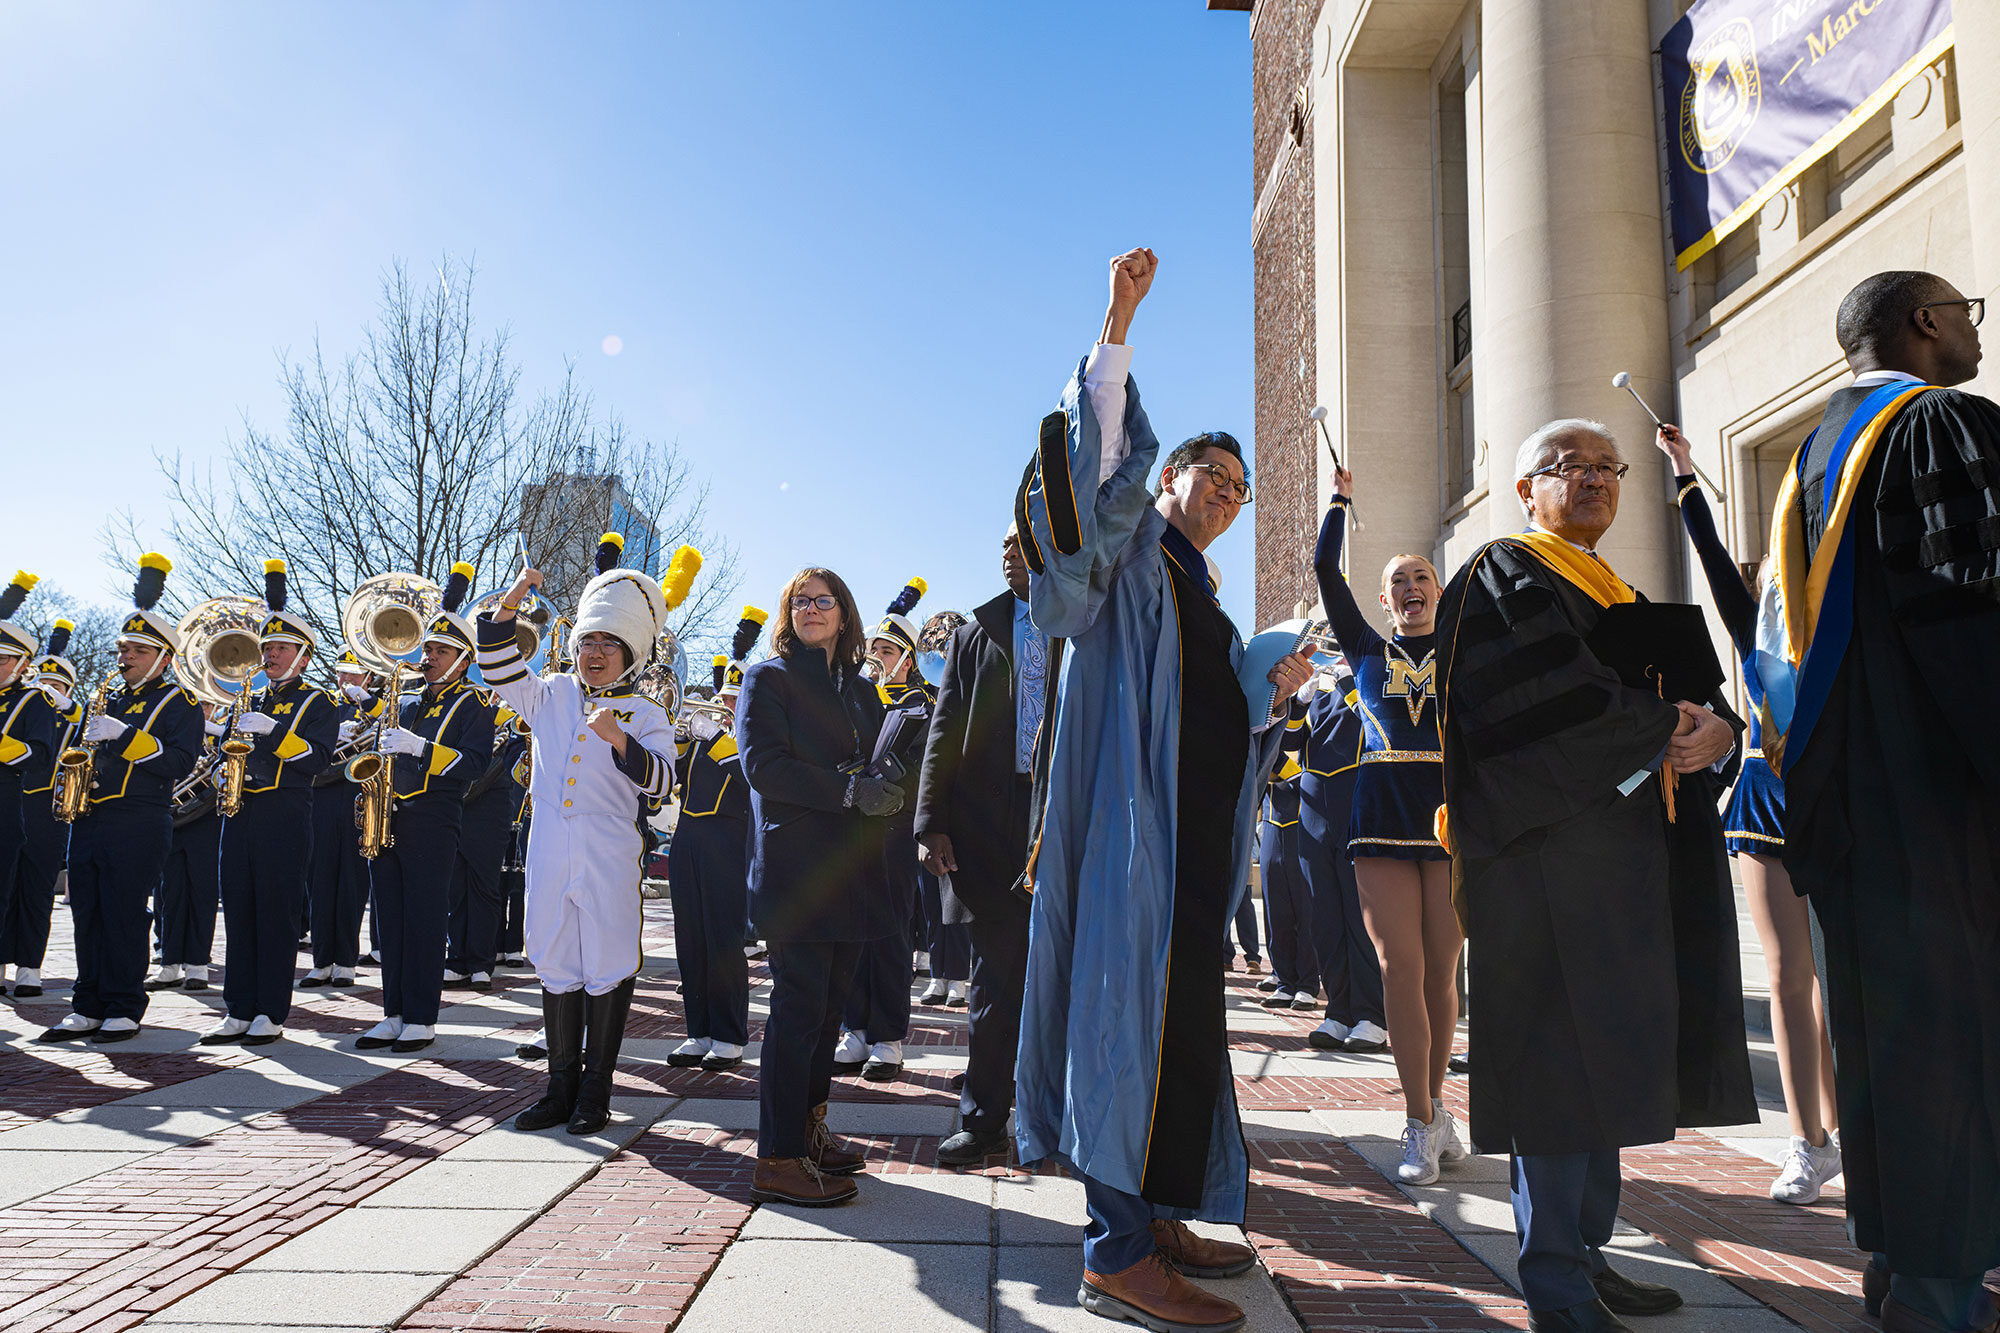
left=568, top=978, right=634, bottom=1135
left=514, top=988, right=586, bottom=1131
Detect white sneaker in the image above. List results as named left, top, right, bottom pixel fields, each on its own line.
left=862, top=1040, right=903, bottom=1079
left=442, top=969, right=469, bottom=983
left=15, top=967, right=41, bottom=989
left=97, top=1017, right=139, bottom=1036
left=1290, top=990, right=1319, bottom=1010
left=301, top=966, right=331, bottom=983
left=469, top=971, right=492, bottom=988
left=149, top=964, right=184, bottom=986
left=833, top=1029, right=868, bottom=1065
left=244, top=1015, right=284, bottom=1043
left=702, top=1041, right=745, bottom=1069
left=361, top=1017, right=405, bottom=1043
left=330, top=966, right=354, bottom=984
left=1346, top=1019, right=1390, bottom=1051
left=1770, top=1133, right=1841, bottom=1204
left=205, top=1016, right=251, bottom=1042
left=919, top=979, right=949, bottom=1003
left=1260, top=988, right=1295, bottom=1009
left=1397, top=1113, right=1448, bottom=1185
left=946, top=980, right=970, bottom=1007
left=670, top=1036, right=712, bottom=1066
left=182, top=965, right=208, bottom=983
left=51, top=1013, right=101, bottom=1033
left=1434, top=1101, right=1468, bottom=1163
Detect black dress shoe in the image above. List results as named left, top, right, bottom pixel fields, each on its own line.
left=1591, top=1266, right=1683, bottom=1317
left=515, top=1042, right=547, bottom=1061
left=298, top=974, right=329, bottom=989
left=181, top=978, right=208, bottom=992
left=936, top=1128, right=1010, bottom=1167
left=1528, top=1298, right=1631, bottom=1332
left=1448, top=1051, right=1470, bottom=1073
left=390, top=1036, right=434, bottom=1054
left=13, top=984, right=44, bottom=998
left=90, top=1026, right=141, bottom=1044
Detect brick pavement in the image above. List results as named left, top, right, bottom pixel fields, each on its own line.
left=0, top=898, right=1900, bottom=1333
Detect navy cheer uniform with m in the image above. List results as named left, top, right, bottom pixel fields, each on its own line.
left=72, top=677, right=203, bottom=1024
left=1313, top=497, right=1446, bottom=860
left=219, top=676, right=338, bottom=1025
left=670, top=722, right=752, bottom=1048
left=371, top=677, right=493, bottom=1031
left=1672, top=478, right=1784, bottom=855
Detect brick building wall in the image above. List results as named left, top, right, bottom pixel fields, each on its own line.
left=1249, top=0, right=1318, bottom=627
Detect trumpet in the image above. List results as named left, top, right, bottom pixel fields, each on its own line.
left=678, top=695, right=737, bottom=735
left=344, top=662, right=407, bottom=859
left=51, top=670, right=121, bottom=823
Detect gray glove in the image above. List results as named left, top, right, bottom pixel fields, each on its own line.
left=848, top=773, right=905, bottom=818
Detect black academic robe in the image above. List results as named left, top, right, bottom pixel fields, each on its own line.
left=1436, top=540, right=1756, bottom=1157
left=1783, top=385, right=2000, bottom=1278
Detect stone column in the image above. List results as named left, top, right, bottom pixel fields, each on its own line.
left=1477, top=0, right=1679, bottom=594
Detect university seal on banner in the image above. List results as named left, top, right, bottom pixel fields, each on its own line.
left=1679, top=17, right=1761, bottom=175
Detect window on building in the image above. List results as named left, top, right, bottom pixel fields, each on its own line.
left=1436, top=60, right=1474, bottom=504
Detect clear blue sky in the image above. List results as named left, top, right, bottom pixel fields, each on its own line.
left=0, top=2, right=1260, bottom=643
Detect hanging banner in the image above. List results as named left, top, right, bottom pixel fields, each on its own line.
left=1663, top=0, right=1953, bottom=269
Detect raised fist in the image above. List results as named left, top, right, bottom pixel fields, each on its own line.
left=1109, top=248, right=1158, bottom=310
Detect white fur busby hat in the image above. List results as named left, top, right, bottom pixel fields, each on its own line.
left=573, top=533, right=705, bottom=680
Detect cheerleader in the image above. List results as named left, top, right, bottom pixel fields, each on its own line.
left=1314, top=469, right=1466, bottom=1187
left=1655, top=424, right=1839, bottom=1205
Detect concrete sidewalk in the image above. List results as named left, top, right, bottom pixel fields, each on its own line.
left=0, top=895, right=1877, bottom=1333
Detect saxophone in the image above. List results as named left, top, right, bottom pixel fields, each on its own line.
left=52, top=670, right=121, bottom=824
left=216, top=688, right=253, bottom=818
left=345, top=662, right=406, bottom=859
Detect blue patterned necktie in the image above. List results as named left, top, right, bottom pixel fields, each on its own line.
left=1017, top=624, right=1048, bottom=773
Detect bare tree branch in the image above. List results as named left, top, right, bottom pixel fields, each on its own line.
left=103, top=254, right=740, bottom=678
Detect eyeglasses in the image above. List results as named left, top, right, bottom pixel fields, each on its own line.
left=1185, top=462, right=1253, bottom=503
left=574, top=638, right=622, bottom=656
left=790, top=595, right=839, bottom=612
left=1527, top=461, right=1631, bottom=483
left=1919, top=297, right=1986, bottom=327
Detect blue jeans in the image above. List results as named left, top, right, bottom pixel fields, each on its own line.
left=1510, top=1150, right=1621, bottom=1310
left=1083, top=1172, right=1161, bottom=1275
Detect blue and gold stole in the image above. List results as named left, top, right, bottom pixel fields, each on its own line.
left=1753, top=381, right=1933, bottom=775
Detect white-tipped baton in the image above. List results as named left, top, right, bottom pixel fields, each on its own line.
left=1308, top=405, right=1362, bottom=530
left=1612, top=372, right=1725, bottom=503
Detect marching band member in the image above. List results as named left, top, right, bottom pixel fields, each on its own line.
left=445, top=691, right=521, bottom=993
left=304, top=646, right=377, bottom=988
left=354, top=562, right=495, bottom=1055
left=38, top=555, right=202, bottom=1044
left=153, top=699, right=223, bottom=993
left=479, top=535, right=692, bottom=1135
left=492, top=716, right=531, bottom=969
left=0, top=574, right=59, bottom=999
left=833, top=579, right=934, bottom=1080
left=666, top=610, right=765, bottom=1071
left=204, top=561, right=338, bottom=1047
left=1256, top=748, right=1318, bottom=1012
left=7, top=618, right=80, bottom=997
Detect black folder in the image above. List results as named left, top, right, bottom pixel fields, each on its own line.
left=1586, top=601, right=1724, bottom=703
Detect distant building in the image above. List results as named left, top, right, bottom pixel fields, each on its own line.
left=518, top=472, right=663, bottom=613
left=1215, top=0, right=2000, bottom=706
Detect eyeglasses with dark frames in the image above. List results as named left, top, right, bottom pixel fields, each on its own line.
left=790, top=594, right=840, bottom=612
left=1184, top=461, right=1253, bottom=503
left=1527, top=461, right=1631, bottom=483
left=1919, top=297, right=1986, bottom=327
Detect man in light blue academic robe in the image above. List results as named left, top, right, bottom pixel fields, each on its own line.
left=1015, top=248, right=1314, bottom=1332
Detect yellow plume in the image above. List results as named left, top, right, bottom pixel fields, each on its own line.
left=662, top=545, right=703, bottom=610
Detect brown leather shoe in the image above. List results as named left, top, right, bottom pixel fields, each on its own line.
left=1150, top=1219, right=1256, bottom=1278
left=809, top=1101, right=867, bottom=1176
left=1080, top=1252, right=1245, bottom=1331
left=750, top=1156, right=857, bottom=1207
